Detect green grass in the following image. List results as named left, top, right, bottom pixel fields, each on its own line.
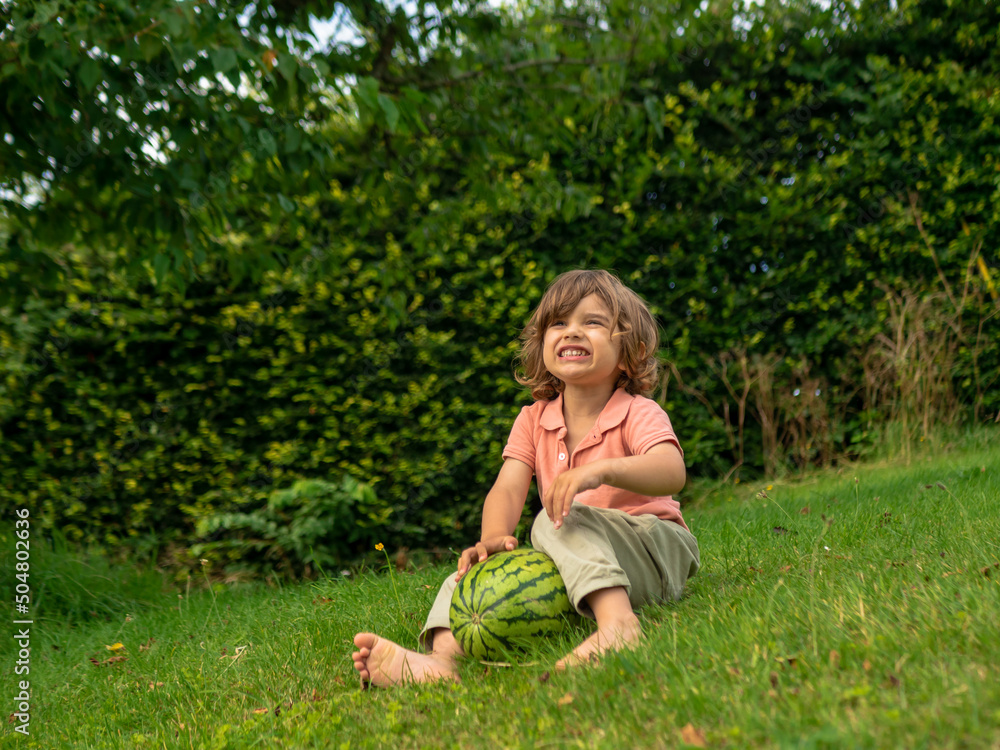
left=3, top=440, right=1000, bottom=749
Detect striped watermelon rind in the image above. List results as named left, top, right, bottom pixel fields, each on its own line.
left=449, top=548, right=578, bottom=661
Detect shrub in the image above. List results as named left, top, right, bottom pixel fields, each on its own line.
left=190, top=476, right=388, bottom=579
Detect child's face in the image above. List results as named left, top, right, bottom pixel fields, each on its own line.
left=542, top=293, right=625, bottom=391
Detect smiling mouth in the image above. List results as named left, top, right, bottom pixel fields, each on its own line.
left=558, top=348, right=590, bottom=359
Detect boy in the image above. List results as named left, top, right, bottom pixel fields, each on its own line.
left=353, top=269, right=699, bottom=685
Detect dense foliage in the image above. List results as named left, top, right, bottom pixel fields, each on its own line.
left=1, top=0, right=998, bottom=569
left=0, top=0, right=500, bottom=301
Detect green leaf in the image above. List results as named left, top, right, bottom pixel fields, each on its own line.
left=277, top=53, right=297, bottom=81
left=283, top=123, right=302, bottom=154
left=400, top=86, right=428, bottom=106
left=139, top=35, right=163, bottom=62
left=162, top=9, right=185, bottom=37
left=377, top=93, right=400, bottom=133
left=277, top=194, right=295, bottom=213
left=643, top=95, right=664, bottom=140
left=211, top=48, right=238, bottom=74
left=355, top=76, right=379, bottom=113
left=79, top=59, right=102, bottom=93
left=152, top=252, right=170, bottom=287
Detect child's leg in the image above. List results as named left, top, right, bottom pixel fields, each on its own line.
left=530, top=505, right=699, bottom=666
left=559, top=584, right=643, bottom=668
left=352, top=572, right=464, bottom=686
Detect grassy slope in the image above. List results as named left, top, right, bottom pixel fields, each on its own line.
left=4, top=442, right=1000, bottom=749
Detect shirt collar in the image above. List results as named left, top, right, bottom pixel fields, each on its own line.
left=539, top=388, right=634, bottom=434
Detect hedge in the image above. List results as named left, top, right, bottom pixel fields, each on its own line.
left=1, top=0, right=997, bottom=563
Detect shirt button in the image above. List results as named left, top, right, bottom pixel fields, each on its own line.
left=558, top=452, right=566, bottom=461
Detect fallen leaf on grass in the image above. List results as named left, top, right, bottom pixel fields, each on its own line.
left=943, top=570, right=965, bottom=578
left=863, top=659, right=872, bottom=672
left=139, top=638, right=155, bottom=652
left=981, top=563, right=999, bottom=577
left=538, top=671, right=550, bottom=683
left=252, top=708, right=268, bottom=715
left=799, top=506, right=811, bottom=515
left=680, top=722, right=707, bottom=747
left=312, top=597, right=333, bottom=605
left=772, top=526, right=789, bottom=535
left=775, top=655, right=798, bottom=669
left=90, top=656, right=128, bottom=667
left=829, top=650, right=840, bottom=669
left=557, top=692, right=574, bottom=706
left=882, top=673, right=901, bottom=688
left=148, top=682, right=164, bottom=690
left=105, top=642, right=125, bottom=652
left=769, top=671, right=779, bottom=688
left=219, top=645, right=249, bottom=661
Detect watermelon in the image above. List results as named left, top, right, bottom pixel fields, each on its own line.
left=449, top=548, right=578, bottom=661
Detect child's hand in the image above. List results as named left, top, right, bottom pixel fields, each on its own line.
left=455, top=536, right=519, bottom=581
left=542, top=462, right=608, bottom=530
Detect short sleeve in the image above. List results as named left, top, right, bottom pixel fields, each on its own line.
left=501, top=405, right=537, bottom=473
left=622, top=398, right=683, bottom=457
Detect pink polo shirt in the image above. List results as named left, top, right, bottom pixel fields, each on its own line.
left=501, top=388, right=688, bottom=531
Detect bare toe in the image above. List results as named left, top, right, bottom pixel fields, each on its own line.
left=351, top=632, right=458, bottom=687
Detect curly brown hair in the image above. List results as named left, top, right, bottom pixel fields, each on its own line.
left=513, top=269, right=661, bottom=401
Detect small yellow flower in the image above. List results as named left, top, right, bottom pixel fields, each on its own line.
left=106, top=642, right=125, bottom=652
left=375, top=543, right=384, bottom=551
left=766, top=485, right=773, bottom=491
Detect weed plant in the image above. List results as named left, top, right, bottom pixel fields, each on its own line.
left=2, top=438, right=999, bottom=748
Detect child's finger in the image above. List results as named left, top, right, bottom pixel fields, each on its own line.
left=551, top=490, right=564, bottom=528
left=555, top=488, right=575, bottom=528
left=456, top=547, right=476, bottom=579
left=540, top=492, right=553, bottom=522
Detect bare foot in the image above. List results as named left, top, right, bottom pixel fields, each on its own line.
left=555, top=614, right=642, bottom=670
left=352, top=633, right=459, bottom=687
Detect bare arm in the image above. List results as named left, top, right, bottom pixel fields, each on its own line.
left=456, top=458, right=533, bottom=579
left=602, top=441, right=686, bottom=496
left=542, top=442, right=685, bottom=528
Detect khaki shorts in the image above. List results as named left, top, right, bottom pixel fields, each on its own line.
left=418, top=504, right=700, bottom=650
